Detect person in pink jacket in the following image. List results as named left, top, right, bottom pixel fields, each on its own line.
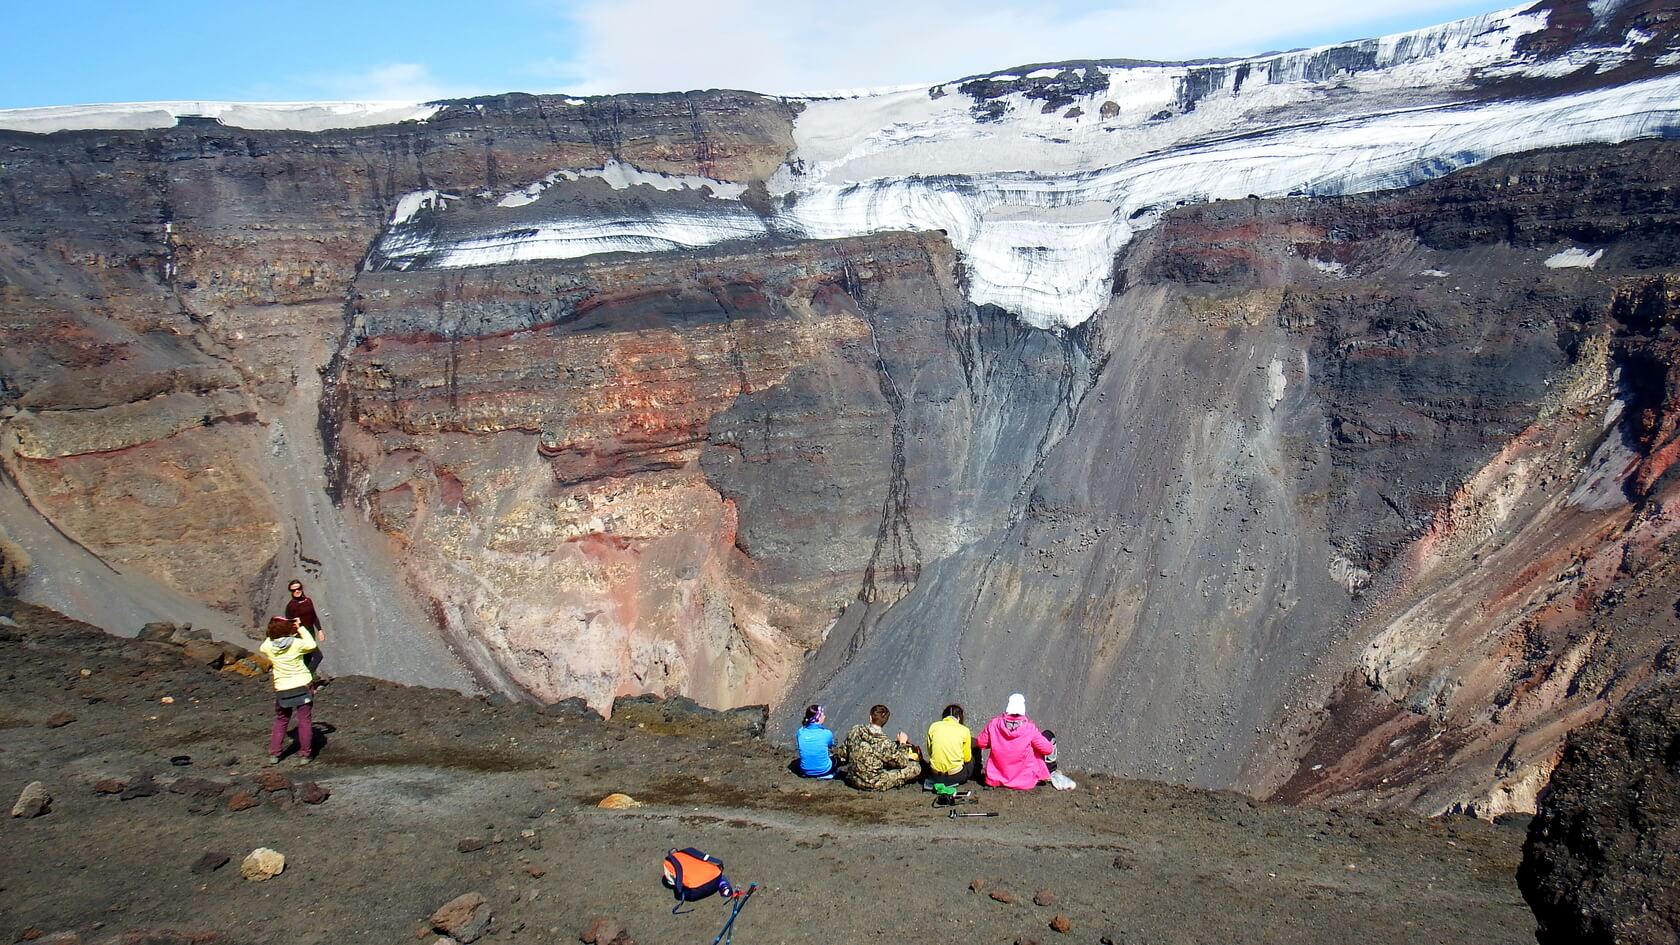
left=974, top=693, right=1054, bottom=790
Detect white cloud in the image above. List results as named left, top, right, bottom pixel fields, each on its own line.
left=293, top=62, right=464, bottom=102
left=543, top=0, right=1489, bottom=96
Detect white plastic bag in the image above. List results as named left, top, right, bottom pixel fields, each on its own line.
left=1050, top=771, right=1077, bottom=791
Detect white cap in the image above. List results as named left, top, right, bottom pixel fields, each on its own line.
left=1006, top=693, right=1026, bottom=716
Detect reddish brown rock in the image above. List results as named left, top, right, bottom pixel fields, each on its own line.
left=298, top=782, right=330, bottom=805
left=255, top=772, right=292, bottom=794
left=1033, top=889, right=1056, bottom=907
left=93, top=778, right=126, bottom=795
left=429, top=892, right=491, bottom=943
left=44, top=711, right=76, bottom=728
left=226, top=791, right=260, bottom=812
left=1049, top=915, right=1072, bottom=934
left=989, top=889, right=1016, bottom=905
left=522, top=864, right=546, bottom=879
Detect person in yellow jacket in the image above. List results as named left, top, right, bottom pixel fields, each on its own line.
left=925, top=704, right=974, bottom=789
left=260, top=616, right=318, bottom=765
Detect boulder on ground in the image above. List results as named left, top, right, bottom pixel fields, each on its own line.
left=92, top=778, right=126, bottom=795
left=178, top=640, right=226, bottom=668
left=596, top=793, right=642, bottom=810
left=223, top=653, right=271, bottom=677
left=11, top=781, right=50, bottom=817
left=136, top=622, right=178, bottom=642
left=298, top=782, right=330, bottom=805
left=430, top=892, right=491, bottom=943
left=44, top=711, right=76, bottom=728
left=190, top=852, right=231, bottom=874
left=167, top=624, right=209, bottom=645
left=240, top=847, right=285, bottom=881
left=1520, top=679, right=1680, bottom=945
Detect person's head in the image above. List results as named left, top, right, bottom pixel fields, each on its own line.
left=265, top=616, right=296, bottom=639
left=1005, top=693, right=1026, bottom=717
left=943, top=704, right=964, bottom=723
left=803, top=704, right=825, bottom=726
left=287, top=580, right=305, bottom=599
left=869, top=704, right=890, bottom=727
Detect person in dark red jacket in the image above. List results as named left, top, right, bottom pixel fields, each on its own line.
left=284, top=580, right=329, bottom=686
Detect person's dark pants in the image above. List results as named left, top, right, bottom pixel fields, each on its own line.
left=927, top=761, right=973, bottom=788
left=304, top=648, right=325, bottom=687
left=270, top=702, right=314, bottom=758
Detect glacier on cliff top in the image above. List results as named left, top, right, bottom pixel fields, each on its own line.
left=363, top=2, right=1680, bottom=327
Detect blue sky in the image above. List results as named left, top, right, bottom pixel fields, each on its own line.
left=3, top=0, right=1509, bottom=108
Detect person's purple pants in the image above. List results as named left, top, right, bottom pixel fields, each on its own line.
left=269, top=702, right=313, bottom=758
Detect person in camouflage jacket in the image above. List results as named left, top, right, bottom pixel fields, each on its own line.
left=837, top=704, right=923, bottom=790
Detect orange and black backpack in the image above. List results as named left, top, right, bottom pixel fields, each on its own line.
left=661, top=847, right=735, bottom=913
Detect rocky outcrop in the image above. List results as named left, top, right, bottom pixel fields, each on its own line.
left=1519, top=679, right=1680, bottom=945
left=2, top=74, right=1680, bottom=811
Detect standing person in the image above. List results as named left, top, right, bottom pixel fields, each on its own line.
left=260, top=616, right=318, bottom=766
left=284, top=579, right=329, bottom=686
left=925, top=703, right=974, bottom=789
left=836, top=704, right=923, bottom=791
left=973, top=693, right=1054, bottom=790
left=794, top=704, right=838, bottom=779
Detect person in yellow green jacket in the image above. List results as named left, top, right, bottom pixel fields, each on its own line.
left=259, top=616, right=318, bottom=766
left=925, top=704, right=974, bottom=789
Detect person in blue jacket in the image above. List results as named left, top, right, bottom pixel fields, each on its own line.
left=795, top=704, right=838, bottom=778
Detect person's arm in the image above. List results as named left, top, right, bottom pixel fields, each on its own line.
left=962, top=731, right=973, bottom=764
left=308, top=602, right=325, bottom=642
left=296, top=627, right=318, bottom=653
left=1031, top=730, right=1053, bottom=757
left=974, top=726, right=990, bottom=750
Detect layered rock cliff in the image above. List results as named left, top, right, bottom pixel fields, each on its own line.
left=3, top=0, right=1680, bottom=812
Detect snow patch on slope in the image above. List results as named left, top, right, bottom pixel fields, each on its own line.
left=1545, top=247, right=1605, bottom=268
left=496, top=160, right=748, bottom=208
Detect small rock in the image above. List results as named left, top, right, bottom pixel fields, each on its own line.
left=523, top=864, right=547, bottom=878
left=298, top=782, right=330, bottom=805
left=227, top=790, right=261, bottom=812
left=119, top=776, right=159, bottom=800
left=1049, top=915, right=1072, bottom=934
left=579, top=915, right=629, bottom=944
left=430, top=892, right=491, bottom=943
left=989, top=889, right=1017, bottom=905
left=11, top=781, right=50, bottom=818
left=190, top=852, right=231, bottom=874
left=1033, top=889, right=1056, bottom=907
left=92, top=778, right=126, bottom=795
left=44, top=711, right=76, bottom=728
left=457, top=837, right=487, bottom=853
left=969, top=878, right=986, bottom=893
left=596, top=793, right=642, bottom=809
left=240, top=847, right=285, bottom=881
left=1111, top=854, right=1133, bottom=871
left=1015, top=938, right=1042, bottom=945
left=256, top=771, right=293, bottom=794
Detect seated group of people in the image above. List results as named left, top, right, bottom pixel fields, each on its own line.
left=795, top=693, right=1058, bottom=791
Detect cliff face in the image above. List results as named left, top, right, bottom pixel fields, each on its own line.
left=3, top=14, right=1680, bottom=811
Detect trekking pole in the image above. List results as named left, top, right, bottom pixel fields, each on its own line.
left=712, top=883, right=757, bottom=945
left=948, top=810, right=998, bottom=818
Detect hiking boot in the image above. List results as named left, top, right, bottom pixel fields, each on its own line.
left=294, top=755, right=312, bottom=766
left=266, top=755, right=281, bottom=766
